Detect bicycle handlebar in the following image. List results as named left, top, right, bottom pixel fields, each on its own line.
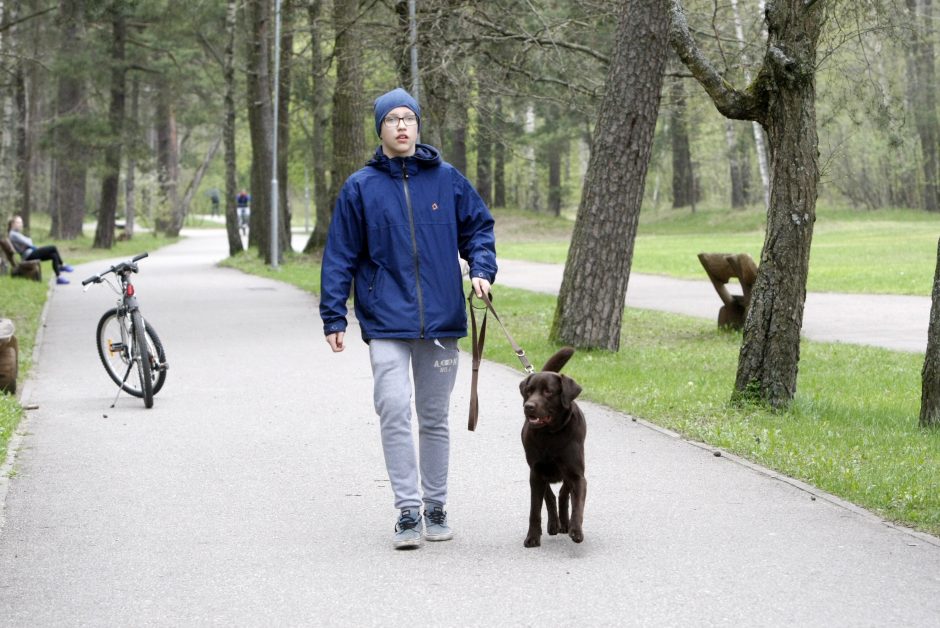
left=81, top=252, right=150, bottom=286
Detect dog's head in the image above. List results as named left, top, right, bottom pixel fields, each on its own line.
left=519, top=347, right=582, bottom=430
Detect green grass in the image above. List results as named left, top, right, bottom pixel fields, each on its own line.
left=226, top=206, right=940, bottom=536
left=495, top=205, right=940, bottom=295
left=0, top=224, right=178, bottom=464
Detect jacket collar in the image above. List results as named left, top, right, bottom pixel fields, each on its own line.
left=368, top=143, right=442, bottom=178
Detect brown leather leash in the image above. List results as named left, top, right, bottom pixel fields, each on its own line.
left=467, top=290, right=534, bottom=431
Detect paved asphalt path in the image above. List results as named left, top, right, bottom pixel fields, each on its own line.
left=496, top=260, right=930, bottom=354
left=2, top=230, right=940, bottom=626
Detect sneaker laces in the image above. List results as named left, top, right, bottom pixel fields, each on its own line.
left=396, top=513, right=419, bottom=532
left=425, top=508, right=447, bottom=525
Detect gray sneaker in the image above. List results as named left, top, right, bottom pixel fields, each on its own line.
left=423, top=505, right=453, bottom=542
left=393, top=509, right=422, bottom=549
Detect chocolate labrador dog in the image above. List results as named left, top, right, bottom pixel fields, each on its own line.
left=519, top=347, right=586, bottom=547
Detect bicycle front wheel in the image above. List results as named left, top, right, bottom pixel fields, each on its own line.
left=131, top=310, right=154, bottom=408
left=96, top=308, right=165, bottom=401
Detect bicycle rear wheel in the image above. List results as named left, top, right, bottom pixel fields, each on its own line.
left=96, top=308, right=166, bottom=400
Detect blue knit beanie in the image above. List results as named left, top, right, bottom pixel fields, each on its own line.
left=373, top=88, right=421, bottom=137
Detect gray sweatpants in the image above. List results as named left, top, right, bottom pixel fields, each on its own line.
left=369, top=338, right=459, bottom=511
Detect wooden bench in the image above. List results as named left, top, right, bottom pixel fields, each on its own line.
left=0, top=236, right=42, bottom=281
left=697, top=252, right=758, bottom=330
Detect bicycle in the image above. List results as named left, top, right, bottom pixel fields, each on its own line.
left=237, top=205, right=250, bottom=239
left=82, top=252, right=168, bottom=408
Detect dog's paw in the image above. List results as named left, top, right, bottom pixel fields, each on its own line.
left=569, top=527, right=583, bottom=543
left=547, top=520, right=560, bottom=535
left=558, top=522, right=568, bottom=534
left=524, top=534, right=541, bottom=548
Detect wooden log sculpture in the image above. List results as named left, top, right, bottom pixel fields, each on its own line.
left=697, top=252, right=759, bottom=330
left=0, top=318, right=18, bottom=394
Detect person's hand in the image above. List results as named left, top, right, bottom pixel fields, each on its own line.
left=326, top=331, right=345, bottom=353
left=472, top=276, right=491, bottom=299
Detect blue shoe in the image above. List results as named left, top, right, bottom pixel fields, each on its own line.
left=56, top=276, right=70, bottom=285
left=423, top=504, right=453, bottom=542
left=393, top=508, right=422, bottom=549
left=61, top=265, right=74, bottom=273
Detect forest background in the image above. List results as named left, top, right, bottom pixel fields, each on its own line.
left=0, top=0, right=937, bottom=249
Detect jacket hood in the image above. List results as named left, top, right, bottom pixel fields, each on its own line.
left=367, top=144, right=442, bottom=176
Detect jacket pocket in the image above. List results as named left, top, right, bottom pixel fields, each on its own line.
left=366, top=266, right=383, bottom=308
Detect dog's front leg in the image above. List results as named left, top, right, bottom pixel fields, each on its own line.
left=567, top=476, right=587, bottom=543
left=525, top=471, right=547, bottom=547
left=544, top=484, right=560, bottom=535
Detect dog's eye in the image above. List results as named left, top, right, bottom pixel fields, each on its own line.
left=544, top=390, right=553, bottom=397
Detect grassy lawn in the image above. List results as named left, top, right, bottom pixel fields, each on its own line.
left=0, top=226, right=177, bottom=464
left=222, top=206, right=940, bottom=536
left=497, top=205, right=940, bottom=295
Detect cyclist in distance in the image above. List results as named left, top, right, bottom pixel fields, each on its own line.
left=236, top=189, right=251, bottom=232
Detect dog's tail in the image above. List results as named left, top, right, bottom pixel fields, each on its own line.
left=541, top=346, right=575, bottom=373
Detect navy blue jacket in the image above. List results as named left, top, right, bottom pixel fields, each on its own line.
left=320, top=144, right=497, bottom=341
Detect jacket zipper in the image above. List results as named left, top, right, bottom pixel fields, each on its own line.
left=401, top=161, right=426, bottom=338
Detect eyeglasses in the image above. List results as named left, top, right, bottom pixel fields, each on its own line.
left=383, top=115, right=418, bottom=127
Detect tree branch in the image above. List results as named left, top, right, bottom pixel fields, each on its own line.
left=463, top=12, right=610, bottom=64
left=668, top=0, right=765, bottom=123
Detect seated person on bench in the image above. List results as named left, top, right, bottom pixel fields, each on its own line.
left=6, top=215, right=74, bottom=285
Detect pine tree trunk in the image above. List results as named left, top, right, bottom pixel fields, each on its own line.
left=328, top=0, right=366, bottom=210
left=303, top=0, right=331, bottom=254
left=276, top=0, right=293, bottom=254
left=154, top=79, right=180, bottom=236
left=726, top=120, right=748, bottom=209
left=14, top=59, right=30, bottom=225
left=448, top=113, right=468, bottom=174
left=906, top=0, right=940, bottom=212
left=670, top=76, right=694, bottom=208
left=223, top=0, right=243, bottom=255
left=94, top=3, right=127, bottom=250
left=550, top=0, right=669, bottom=351
left=476, top=123, right=492, bottom=207
left=733, top=1, right=822, bottom=408
left=50, top=0, right=87, bottom=240
left=125, top=77, right=137, bottom=240
left=246, top=0, right=274, bottom=259
left=494, top=96, right=506, bottom=208
left=921, top=236, right=940, bottom=426
left=547, top=144, right=562, bottom=217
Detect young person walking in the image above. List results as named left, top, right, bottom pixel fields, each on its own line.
left=319, top=88, right=497, bottom=549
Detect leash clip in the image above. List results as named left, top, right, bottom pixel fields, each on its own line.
left=517, top=350, right=535, bottom=373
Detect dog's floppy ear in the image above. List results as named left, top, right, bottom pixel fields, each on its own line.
left=519, top=374, right=532, bottom=398
left=559, top=374, right=582, bottom=407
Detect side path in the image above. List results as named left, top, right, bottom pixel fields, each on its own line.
left=1, top=230, right=939, bottom=626
left=497, top=259, right=930, bottom=353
